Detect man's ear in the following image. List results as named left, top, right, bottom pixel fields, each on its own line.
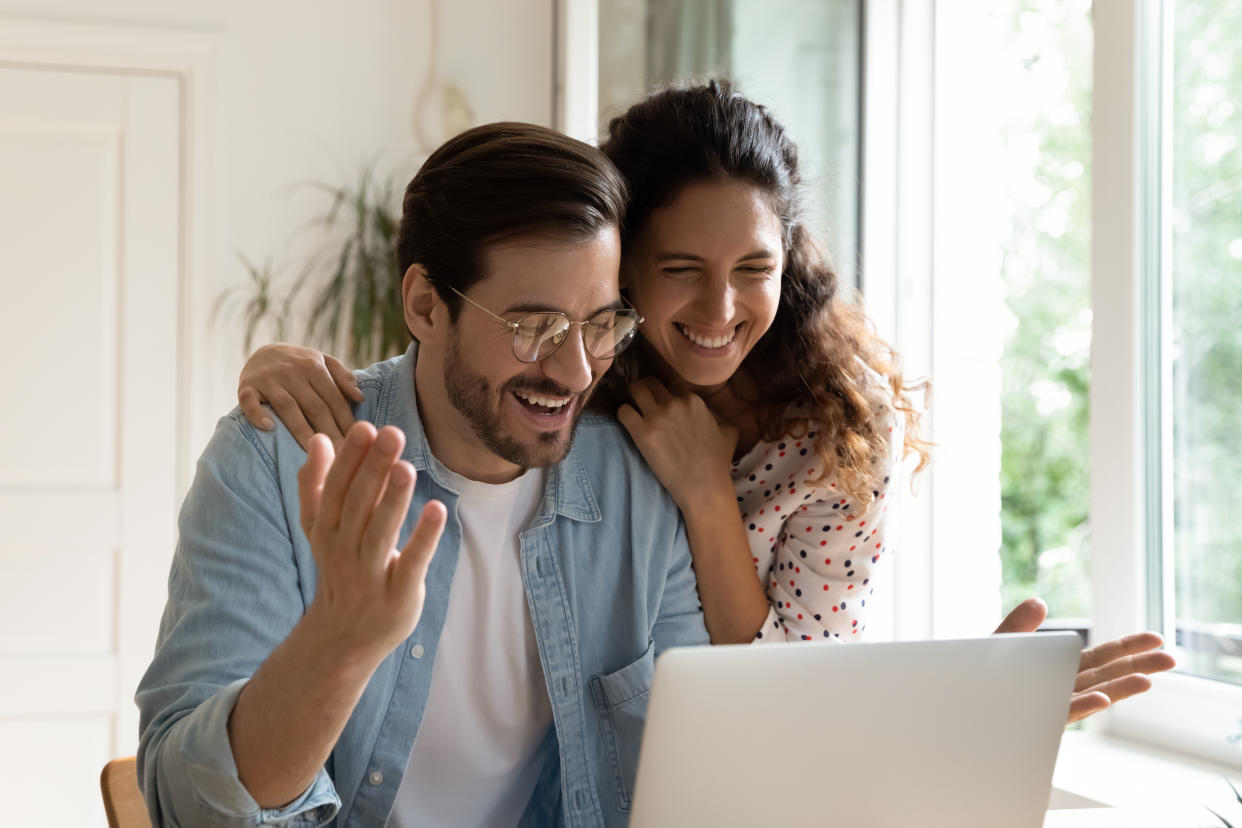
left=402, top=264, right=445, bottom=344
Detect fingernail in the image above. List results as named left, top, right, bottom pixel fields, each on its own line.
left=260, top=417, right=274, bottom=430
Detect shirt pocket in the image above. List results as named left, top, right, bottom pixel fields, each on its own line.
left=588, top=639, right=655, bottom=814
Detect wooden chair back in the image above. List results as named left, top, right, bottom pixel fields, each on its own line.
left=100, top=757, right=153, bottom=828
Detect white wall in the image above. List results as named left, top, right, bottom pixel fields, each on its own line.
left=0, top=0, right=554, bottom=464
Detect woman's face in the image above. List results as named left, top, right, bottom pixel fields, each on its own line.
left=623, top=178, right=785, bottom=392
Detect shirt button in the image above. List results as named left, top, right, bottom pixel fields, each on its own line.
left=410, top=644, right=424, bottom=659
left=368, top=770, right=384, bottom=786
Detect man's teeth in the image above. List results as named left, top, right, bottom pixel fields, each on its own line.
left=515, top=391, right=569, bottom=409
left=678, top=324, right=736, bottom=349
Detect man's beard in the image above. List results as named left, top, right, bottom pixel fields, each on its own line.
left=444, top=331, right=595, bottom=469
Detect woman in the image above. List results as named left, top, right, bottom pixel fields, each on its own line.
left=237, top=81, right=1172, bottom=719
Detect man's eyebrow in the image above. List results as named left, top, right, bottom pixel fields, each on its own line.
left=653, top=249, right=777, bottom=262
left=501, top=299, right=626, bottom=317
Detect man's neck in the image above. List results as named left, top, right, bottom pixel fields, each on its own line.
left=412, top=347, right=525, bottom=485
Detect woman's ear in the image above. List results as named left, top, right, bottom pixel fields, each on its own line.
left=402, top=264, right=443, bottom=344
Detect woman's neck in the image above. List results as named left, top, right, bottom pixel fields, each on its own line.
left=640, top=341, right=767, bottom=455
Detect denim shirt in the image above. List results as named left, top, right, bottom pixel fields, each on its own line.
left=136, top=342, right=709, bottom=827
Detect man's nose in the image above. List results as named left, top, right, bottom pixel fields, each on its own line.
left=541, top=325, right=595, bottom=394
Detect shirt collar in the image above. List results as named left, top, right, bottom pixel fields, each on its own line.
left=376, top=340, right=601, bottom=525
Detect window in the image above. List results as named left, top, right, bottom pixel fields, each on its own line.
left=1162, top=0, right=1242, bottom=686
left=1097, top=0, right=1242, bottom=767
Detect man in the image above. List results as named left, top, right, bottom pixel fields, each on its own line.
left=137, top=123, right=709, bottom=827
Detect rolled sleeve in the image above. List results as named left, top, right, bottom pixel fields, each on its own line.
left=144, top=679, right=339, bottom=827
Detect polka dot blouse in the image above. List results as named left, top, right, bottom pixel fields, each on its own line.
left=734, top=404, right=902, bottom=644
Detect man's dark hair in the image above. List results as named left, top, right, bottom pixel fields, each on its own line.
left=396, top=121, right=629, bottom=319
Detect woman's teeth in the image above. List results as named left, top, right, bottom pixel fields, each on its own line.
left=677, top=324, right=736, bottom=349
left=515, top=391, right=569, bottom=409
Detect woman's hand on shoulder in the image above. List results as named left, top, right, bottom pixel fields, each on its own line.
left=616, top=377, right=739, bottom=508
left=238, top=344, right=364, bottom=450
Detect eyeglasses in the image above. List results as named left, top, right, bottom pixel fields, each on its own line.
left=447, top=286, right=644, bottom=363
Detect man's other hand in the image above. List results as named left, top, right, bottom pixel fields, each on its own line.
left=995, top=597, right=1177, bottom=724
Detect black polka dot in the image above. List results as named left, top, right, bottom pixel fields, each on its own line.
left=799, top=551, right=807, bottom=558
left=844, top=560, right=852, bottom=567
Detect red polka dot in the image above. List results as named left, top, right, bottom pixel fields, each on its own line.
left=785, top=602, right=792, bottom=609
left=806, top=526, right=812, bottom=532
left=820, top=540, right=827, bottom=546
left=774, top=506, right=780, bottom=511
left=876, top=542, right=882, bottom=548
left=824, top=559, right=832, bottom=565
left=790, top=580, right=795, bottom=587
left=822, top=585, right=829, bottom=591
left=794, top=566, right=800, bottom=573
left=832, top=606, right=839, bottom=613
left=797, top=613, right=803, bottom=620
left=836, top=525, right=843, bottom=531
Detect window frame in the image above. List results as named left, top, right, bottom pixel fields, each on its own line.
left=1091, top=0, right=1242, bottom=768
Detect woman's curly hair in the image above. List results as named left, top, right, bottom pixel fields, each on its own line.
left=599, top=79, right=930, bottom=502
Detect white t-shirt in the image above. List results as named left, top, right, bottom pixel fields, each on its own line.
left=388, top=463, right=552, bottom=828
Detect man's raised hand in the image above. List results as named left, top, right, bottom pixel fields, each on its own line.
left=298, top=421, right=446, bottom=665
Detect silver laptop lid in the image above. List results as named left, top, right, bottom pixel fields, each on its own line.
left=629, top=632, right=1081, bottom=828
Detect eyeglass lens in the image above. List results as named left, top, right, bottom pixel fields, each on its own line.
left=513, top=310, right=640, bottom=362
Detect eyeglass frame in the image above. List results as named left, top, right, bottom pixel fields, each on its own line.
left=444, top=284, right=645, bottom=363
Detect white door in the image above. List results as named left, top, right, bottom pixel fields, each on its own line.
left=0, top=65, right=180, bottom=825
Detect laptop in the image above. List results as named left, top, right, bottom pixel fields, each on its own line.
left=628, top=632, right=1082, bottom=828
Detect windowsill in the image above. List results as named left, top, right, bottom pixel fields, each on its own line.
left=1049, top=730, right=1242, bottom=825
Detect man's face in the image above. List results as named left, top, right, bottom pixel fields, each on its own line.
left=434, top=227, right=623, bottom=476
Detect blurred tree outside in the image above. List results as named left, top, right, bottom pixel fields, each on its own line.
left=997, top=0, right=1094, bottom=621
